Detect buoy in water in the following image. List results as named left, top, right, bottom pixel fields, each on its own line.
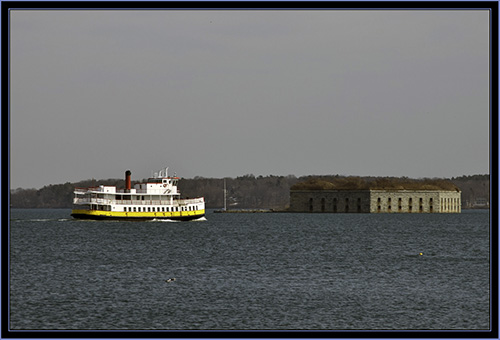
left=419, top=252, right=423, bottom=256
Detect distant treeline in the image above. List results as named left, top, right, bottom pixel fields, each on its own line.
left=10, top=174, right=489, bottom=209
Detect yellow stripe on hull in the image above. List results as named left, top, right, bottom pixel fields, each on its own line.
left=71, top=209, right=205, bottom=221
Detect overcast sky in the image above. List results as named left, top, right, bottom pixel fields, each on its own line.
left=10, top=9, right=490, bottom=189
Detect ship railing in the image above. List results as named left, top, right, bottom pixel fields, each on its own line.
left=74, top=197, right=89, bottom=204
left=74, top=187, right=105, bottom=193
left=120, top=200, right=172, bottom=205
left=115, top=198, right=204, bottom=206
left=73, top=197, right=111, bottom=205
left=177, top=197, right=205, bottom=205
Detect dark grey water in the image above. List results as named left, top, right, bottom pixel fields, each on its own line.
left=9, top=209, right=490, bottom=330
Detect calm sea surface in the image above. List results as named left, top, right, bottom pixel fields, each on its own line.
left=9, top=209, right=490, bottom=331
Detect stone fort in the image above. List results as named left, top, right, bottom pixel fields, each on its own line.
left=289, top=177, right=461, bottom=213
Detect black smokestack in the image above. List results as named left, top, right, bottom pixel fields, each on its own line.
left=125, top=170, right=131, bottom=191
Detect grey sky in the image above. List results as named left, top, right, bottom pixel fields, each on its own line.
left=10, top=10, right=490, bottom=189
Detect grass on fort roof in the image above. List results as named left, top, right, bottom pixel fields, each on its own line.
left=290, top=177, right=460, bottom=191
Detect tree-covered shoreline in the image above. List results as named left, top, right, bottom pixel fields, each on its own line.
left=10, top=174, right=490, bottom=210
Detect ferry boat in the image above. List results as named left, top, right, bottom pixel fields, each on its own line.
left=71, top=168, right=205, bottom=221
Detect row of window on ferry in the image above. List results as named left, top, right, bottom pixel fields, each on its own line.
left=124, top=205, right=200, bottom=212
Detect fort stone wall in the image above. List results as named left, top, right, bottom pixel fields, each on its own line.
left=369, top=190, right=440, bottom=213
left=438, top=191, right=462, bottom=213
left=290, top=189, right=461, bottom=213
left=290, top=190, right=371, bottom=213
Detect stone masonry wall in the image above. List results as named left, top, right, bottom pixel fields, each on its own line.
left=438, top=191, right=462, bottom=213
left=290, top=190, right=372, bottom=213
left=290, top=189, right=461, bottom=213
left=369, top=190, right=440, bottom=213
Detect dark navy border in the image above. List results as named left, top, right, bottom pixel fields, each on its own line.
left=2, top=1, right=497, bottom=339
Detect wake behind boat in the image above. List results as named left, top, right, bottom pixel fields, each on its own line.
left=71, top=167, right=205, bottom=221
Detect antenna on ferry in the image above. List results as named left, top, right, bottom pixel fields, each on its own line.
left=165, top=167, right=168, bottom=177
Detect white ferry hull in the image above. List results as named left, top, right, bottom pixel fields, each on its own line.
left=71, top=208, right=205, bottom=221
